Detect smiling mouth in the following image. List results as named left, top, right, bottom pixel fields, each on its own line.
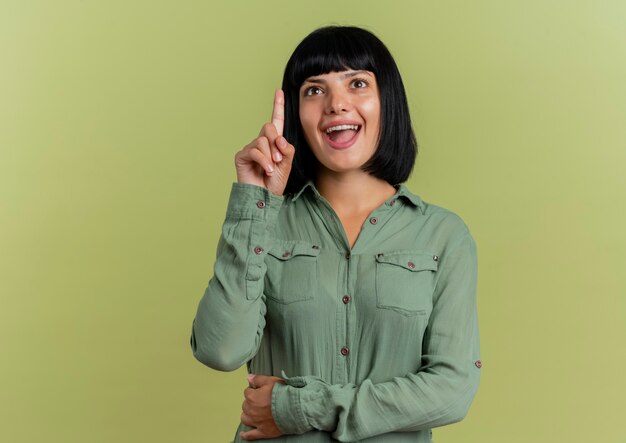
left=322, top=126, right=362, bottom=149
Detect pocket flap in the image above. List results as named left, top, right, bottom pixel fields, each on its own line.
left=268, top=241, right=321, bottom=261
left=375, top=250, right=439, bottom=271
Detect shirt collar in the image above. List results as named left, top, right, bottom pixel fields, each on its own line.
left=292, top=180, right=425, bottom=213
left=393, top=183, right=425, bottom=212
left=292, top=180, right=320, bottom=201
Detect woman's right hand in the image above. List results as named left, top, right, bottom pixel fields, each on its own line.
left=235, top=89, right=296, bottom=196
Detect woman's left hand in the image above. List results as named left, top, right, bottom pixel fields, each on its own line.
left=239, top=374, right=286, bottom=441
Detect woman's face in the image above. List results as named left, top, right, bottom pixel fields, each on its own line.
left=298, top=69, right=381, bottom=175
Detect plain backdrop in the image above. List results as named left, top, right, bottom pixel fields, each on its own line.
left=1, top=1, right=625, bottom=442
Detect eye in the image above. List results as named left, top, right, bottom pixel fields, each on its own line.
left=303, top=86, right=322, bottom=96
left=352, top=78, right=369, bottom=88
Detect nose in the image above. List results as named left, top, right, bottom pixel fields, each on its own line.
left=325, top=89, right=352, bottom=114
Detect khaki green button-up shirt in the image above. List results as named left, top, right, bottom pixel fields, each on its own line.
left=191, top=181, right=480, bottom=442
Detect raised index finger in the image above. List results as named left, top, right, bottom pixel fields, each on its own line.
left=271, top=89, right=284, bottom=136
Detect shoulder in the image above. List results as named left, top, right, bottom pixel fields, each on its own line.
left=424, top=200, right=470, bottom=234
left=429, top=201, right=475, bottom=250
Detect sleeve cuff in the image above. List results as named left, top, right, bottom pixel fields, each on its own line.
left=271, top=382, right=312, bottom=435
left=226, top=182, right=284, bottom=222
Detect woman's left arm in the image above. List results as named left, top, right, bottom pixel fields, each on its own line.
left=270, top=231, right=481, bottom=442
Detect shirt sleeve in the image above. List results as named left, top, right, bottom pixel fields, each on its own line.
left=270, top=230, right=481, bottom=440
left=190, top=182, right=284, bottom=372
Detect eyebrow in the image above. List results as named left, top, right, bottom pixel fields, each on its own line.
left=302, top=70, right=372, bottom=85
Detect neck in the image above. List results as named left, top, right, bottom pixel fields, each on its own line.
left=314, top=169, right=396, bottom=216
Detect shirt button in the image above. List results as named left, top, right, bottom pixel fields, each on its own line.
left=342, top=295, right=351, bottom=304
left=433, top=255, right=439, bottom=262
left=254, top=246, right=264, bottom=254
left=282, top=251, right=290, bottom=257
left=369, top=217, right=378, bottom=225
left=340, top=347, right=349, bottom=356
left=345, top=251, right=351, bottom=259
left=256, top=200, right=266, bottom=209
left=407, top=261, right=415, bottom=269
left=389, top=199, right=396, bottom=206
left=475, top=360, right=482, bottom=369
left=312, top=245, right=320, bottom=250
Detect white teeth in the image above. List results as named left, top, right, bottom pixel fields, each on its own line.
left=325, top=124, right=360, bottom=134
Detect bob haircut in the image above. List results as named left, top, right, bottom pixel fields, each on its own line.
left=281, top=25, right=418, bottom=195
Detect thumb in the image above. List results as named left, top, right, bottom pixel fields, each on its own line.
left=277, top=136, right=295, bottom=161
left=250, top=374, right=273, bottom=386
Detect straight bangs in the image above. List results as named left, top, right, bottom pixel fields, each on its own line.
left=285, top=36, right=378, bottom=90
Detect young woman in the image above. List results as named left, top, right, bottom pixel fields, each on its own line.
left=191, top=25, right=481, bottom=442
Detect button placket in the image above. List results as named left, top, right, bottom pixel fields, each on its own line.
left=337, top=247, right=352, bottom=383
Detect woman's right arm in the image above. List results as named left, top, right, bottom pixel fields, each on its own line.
left=190, top=90, right=295, bottom=372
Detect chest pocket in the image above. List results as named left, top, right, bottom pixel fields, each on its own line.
left=375, top=250, right=439, bottom=316
left=264, top=241, right=321, bottom=304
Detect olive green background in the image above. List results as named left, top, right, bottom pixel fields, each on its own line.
left=2, top=1, right=625, bottom=442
